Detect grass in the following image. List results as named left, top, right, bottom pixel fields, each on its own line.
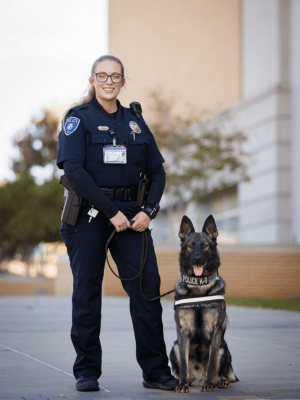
left=225, top=297, right=300, bottom=312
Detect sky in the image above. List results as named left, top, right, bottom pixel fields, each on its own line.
left=0, top=0, right=108, bottom=182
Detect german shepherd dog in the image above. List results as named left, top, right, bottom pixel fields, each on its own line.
left=170, top=215, right=238, bottom=392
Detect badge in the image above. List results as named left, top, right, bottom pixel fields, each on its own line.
left=98, top=126, right=109, bottom=131
left=64, top=117, right=80, bottom=136
left=129, top=121, right=141, bottom=134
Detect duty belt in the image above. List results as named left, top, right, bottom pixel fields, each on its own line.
left=100, top=186, right=138, bottom=201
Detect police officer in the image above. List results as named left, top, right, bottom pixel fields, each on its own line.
left=57, top=55, right=178, bottom=392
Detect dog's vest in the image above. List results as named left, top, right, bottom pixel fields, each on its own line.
left=174, top=273, right=225, bottom=310
left=174, top=295, right=225, bottom=310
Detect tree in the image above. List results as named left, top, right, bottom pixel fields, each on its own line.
left=13, top=106, right=62, bottom=182
left=146, top=90, right=249, bottom=205
left=0, top=107, right=64, bottom=261
left=0, top=173, right=63, bottom=261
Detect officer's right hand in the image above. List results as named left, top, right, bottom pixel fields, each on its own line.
left=110, top=211, right=131, bottom=232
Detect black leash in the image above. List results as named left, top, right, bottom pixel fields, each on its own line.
left=105, top=226, right=175, bottom=302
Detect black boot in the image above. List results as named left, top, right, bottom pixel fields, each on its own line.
left=76, top=376, right=99, bottom=392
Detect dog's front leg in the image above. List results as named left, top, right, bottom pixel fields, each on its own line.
left=202, top=328, right=222, bottom=392
left=175, top=331, right=190, bottom=393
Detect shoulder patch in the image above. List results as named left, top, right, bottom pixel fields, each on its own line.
left=64, top=117, right=80, bottom=135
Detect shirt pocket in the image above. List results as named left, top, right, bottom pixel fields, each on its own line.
left=128, top=134, right=149, bottom=169
left=88, top=132, right=125, bottom=186
left=89, top=132, right=112, bottom=163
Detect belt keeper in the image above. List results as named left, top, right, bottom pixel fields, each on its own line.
left=127, top=189, right=132, bottom=201
left=116, top=188, right=125, bottom=200
left=105, top=188, right=111, bottom=200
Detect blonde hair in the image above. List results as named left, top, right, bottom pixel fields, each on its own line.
left=61, top=55, right=125, bottom=128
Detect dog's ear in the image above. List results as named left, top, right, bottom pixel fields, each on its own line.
left=202, top=215, right=218, bottom=241
left=179, top=215, right=195, bottom=242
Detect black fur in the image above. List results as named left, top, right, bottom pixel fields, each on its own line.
left=170, top=215, right=238, bottom=393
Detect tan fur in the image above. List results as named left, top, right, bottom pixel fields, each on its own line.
left=202, top=308, right=219, bottom=339
left=188, top=359, right=206, bottom=386
left=177, top=308, right=196, bottom=336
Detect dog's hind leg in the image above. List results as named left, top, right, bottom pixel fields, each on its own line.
left=169, top=341, right=180, bottom=378
left=218, top=340, right=239, bottom=387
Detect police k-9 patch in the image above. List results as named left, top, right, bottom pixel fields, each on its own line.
left=64, top=117, right=80, bottom=135
left=182, top=275, right=209, bottom=285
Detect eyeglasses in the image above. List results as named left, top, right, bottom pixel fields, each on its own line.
left=92, top=73, right=124, bottom=83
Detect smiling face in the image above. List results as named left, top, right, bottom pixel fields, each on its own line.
left=89, top=59, right=125, bottom=109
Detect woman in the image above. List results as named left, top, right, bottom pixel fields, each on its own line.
left=57, top=55, right=178, bottom=392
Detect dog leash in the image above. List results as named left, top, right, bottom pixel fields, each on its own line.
left=105, top=225, right=175, bottom=302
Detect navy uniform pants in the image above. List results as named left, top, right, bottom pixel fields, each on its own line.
left=61, top=203, right=170, bottom=380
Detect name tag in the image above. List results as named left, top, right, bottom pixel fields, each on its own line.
left=103, top=145, right=127, bottom=164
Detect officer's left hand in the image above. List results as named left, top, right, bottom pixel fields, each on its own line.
left=131, top=212, right=151, bottom=232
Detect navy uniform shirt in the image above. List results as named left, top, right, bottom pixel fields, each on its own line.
left=57, top=98, right=165, bottom=219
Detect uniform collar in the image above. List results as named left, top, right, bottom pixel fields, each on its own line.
left=92, top=97, right=124, bottom=121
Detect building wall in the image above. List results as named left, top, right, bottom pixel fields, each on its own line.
left=235, top=0, right=300, bottom=243
left=291, top=0, right=300, bottom=243
left=54, top=245, right=300, bottom=299
left=0, top=276, right=54, bottom=296
left=109, top=0, right=241, bottom=120
left=108, top=0, right=300, bottom=245
left=233, top=85, right=293, bottom=243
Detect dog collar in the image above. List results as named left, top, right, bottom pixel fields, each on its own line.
left=174, top=295, right=225, bottom=310
left=181, top=271, right=218, bottom=286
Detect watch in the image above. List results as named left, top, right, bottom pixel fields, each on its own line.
left=143, top=202, right=160, bottom=220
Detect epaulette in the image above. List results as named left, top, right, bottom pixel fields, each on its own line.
left=63, top=103, right=91, bottom=125
left=72, top=103, right=91, bottom=112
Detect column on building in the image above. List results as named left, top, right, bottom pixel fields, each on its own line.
left=232, top=0, right=299, bottom=243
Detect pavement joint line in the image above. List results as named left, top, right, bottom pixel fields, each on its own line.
left=0, top=343, right=111, bottom=393
left=227, top=335, right=300, bottom=351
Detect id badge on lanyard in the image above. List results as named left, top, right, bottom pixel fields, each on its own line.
left=103, top=145, right=127, bottom=164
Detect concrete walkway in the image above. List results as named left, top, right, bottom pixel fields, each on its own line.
left=0, top=296, right=299, bottom=400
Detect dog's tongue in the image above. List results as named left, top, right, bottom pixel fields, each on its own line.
left=193, top=266, right=203, bottom=276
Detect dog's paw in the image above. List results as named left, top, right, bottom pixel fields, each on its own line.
left=201, top=382, right=215, bottom=392
left=218, top=378, right=229, bottom=389
left=175, top=384, right=189, bottom=393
